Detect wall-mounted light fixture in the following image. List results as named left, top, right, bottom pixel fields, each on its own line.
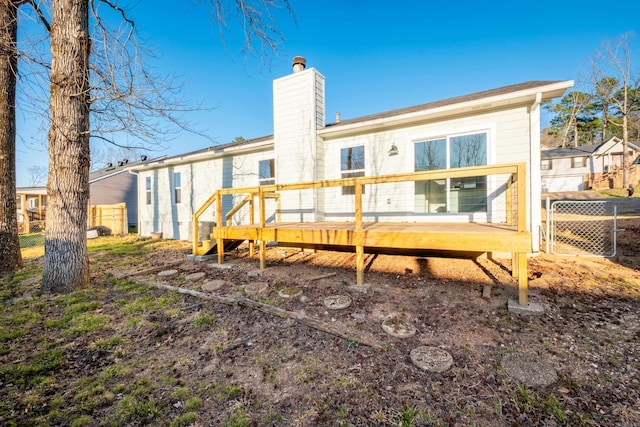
left=388, top=143, right=399, bottom=156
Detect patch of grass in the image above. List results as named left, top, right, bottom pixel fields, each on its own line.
left=224, top=406, right=250, bottom=427
left=206, top=382, right=244, bottom=402
left=0, top=326, right=27, bottom=342
left=114, top=395, right=159, bottom=425
left=184, top=396, right=203, bottom=411
left=64, top=313, right=111, bottom=336
left=171, top=412, right=199, bottom=427
left=193, top=312, right=217, bottom=328
left=0, top=348, right=63, bottom=388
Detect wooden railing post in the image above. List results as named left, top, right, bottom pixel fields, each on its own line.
left=259, top=187, right=267, bottom=270
left=355, top=181, right=364, bottom=285
left=216, top=190, right=224, bottom=264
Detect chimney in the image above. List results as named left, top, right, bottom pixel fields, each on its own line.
left=292, top=56, right=306, bottom=73
left=335, top=112, right=341, bottom=123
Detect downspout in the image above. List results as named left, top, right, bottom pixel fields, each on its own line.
left=530, top=92, right=543, bottom=253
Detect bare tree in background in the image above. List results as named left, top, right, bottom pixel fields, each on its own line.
left=592, top=32, right=637, bottom=188
left=27, top=164, right=47, bottom=186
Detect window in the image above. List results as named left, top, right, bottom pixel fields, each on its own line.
left=173, top=172, right=182, bottom=204
left=541, top=159, right=552, bottom=170
left=571, top=156, right=586, bottom=168
left=341, top=146, right=365, bottom=195
left=259, top=159, right=275, bottom=185
left=145, top=176, right=151, bottom=205
left=414, top=132, right=487, bottom=213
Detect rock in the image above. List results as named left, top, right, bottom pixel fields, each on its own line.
left=157, top=269, right=178, bottom=278
left=247, top=269, right=263, bottom=277
left=323, top=295, right=352, bottom=310
left=410, top=346, right=453, bottom=373
left=208, top=263, right=234, bottom=270
left=201, top=279, right=226, bottom=293
left=185, top=272, right=206, bottom=282
left=278, top=287, right=302, bottom=298
left=501, top=352, right=558, bottom=387
left=351, top=312, right=366, bottom=320
left=382, top=318, right=417, bottom=338
left=244, top=282, right=269, bottom=297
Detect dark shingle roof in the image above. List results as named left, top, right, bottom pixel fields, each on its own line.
left=325, top=80, right=568, bottom=128
left=541, top=143, right=602, bottom=159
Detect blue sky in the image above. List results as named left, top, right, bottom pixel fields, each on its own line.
left=14, top=0, right=640, bottom=186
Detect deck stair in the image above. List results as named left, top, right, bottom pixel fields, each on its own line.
left=201, top=239, right=245, bottom=256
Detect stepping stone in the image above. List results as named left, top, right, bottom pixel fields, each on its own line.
left=410, top=346, right=453, bottom=373
left=501, top=353, right=558, bottom=387
left=247, top=270, right=263, bottom=277
left=245, top=282, right=269, bottom=297
left=382, top=318, right=417, bottom=338
left=201, top=279, right=226, bottom=293
left=323, top=295, right=352, bottom=310
left=185, top=272, right=206, bottom=282
left=207, top=263, right=234, bottom=270
left=278, top=286, right=302, bottom=298
left=351, top=312, right=365, bottom=320
left=157, top=269, right=178, bottom=278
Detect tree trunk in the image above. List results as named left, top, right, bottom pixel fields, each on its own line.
left=622, top=113, right=629, bottom=188
left=42, top=0, right=91, bottom=293
left=0, top=0, right=23, bottom=276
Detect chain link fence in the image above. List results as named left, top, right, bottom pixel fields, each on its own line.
left=548, top=200, right=618, bottom=257
left=19, top=221, right=46, bottom=248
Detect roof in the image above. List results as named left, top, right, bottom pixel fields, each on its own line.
left=137, top=80, right=572, bottom=168
left=89, top=156, right=166, bottom=182
left=541, top=143, right=602, bottom=159
left=325, top=80, right=571, bottom=129
left=542, top=138, right=640, bottom=159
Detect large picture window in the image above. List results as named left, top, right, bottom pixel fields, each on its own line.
left=414, top=132, right=487, bottom=213
left=341, top=146, right=365, bottom=195
left=259, top=159, right=275, bottom=185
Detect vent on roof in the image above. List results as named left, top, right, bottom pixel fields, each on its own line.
left=107, top=162, right=113, bottom=168
left=123, top=159, right=129, bottom=164
left=141, top=155, right=147, bottom=161
left=117, top=161, right=123, bottom=167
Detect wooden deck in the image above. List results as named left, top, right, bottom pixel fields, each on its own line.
left=193, top=163, right=532, bottom=305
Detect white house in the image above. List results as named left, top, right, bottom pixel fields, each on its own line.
left=541, top=137, right=640, bottom=192
left=133, top=57, right=572, bottom=254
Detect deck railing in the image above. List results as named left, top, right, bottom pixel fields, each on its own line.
left=192, top=162, right=527, bottom=257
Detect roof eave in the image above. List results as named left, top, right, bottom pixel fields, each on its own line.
left=319, top=80, right=574, bottom=139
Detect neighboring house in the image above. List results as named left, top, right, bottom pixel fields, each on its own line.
left=541, top=137, right=640, bottom=192
left=133, top=57, right=573, bottom=254
left=16, top=156, right=158, bottom=232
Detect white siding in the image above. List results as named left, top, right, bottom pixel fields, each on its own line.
left=138, top=146, right=275, bottom=240
left=319, top=104, right=534, bottom=227
left=273, top=68, right=326, bottom=222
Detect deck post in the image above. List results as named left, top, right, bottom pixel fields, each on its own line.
left=355, top=182, right=364, bottom=285
left=192, top=212, right=199, bottom=256
left=216, top=190, right=224, bottom=264
left=249, top=196, right=255, bottom=257
left=259, top=187, right=267, bottom=270
left=518, top=253, right=528, bottom=306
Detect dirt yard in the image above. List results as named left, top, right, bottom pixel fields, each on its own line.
left=1, top=214, right=639, bottom=426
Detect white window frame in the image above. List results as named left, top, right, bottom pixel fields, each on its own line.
left=571, top=156, right=586, bottom=168
left=173, top=172, right=182, bottom=204
left=258, top=159, right=275, bottom=186
left=145, top=176, right=151, bottom=205
left=541, top=159, right=552, bottom=170
left=340, top=145, right=365, bottom=195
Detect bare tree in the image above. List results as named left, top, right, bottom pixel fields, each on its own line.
left=39, top=0, right=293, bottom=293
left=27, top=164, right=47, bottom=185
left=0, top=0, right=23, bottom=275
left=41, top=0, right=91, bottom=293
left=592, top=32, right=636, bottom=188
